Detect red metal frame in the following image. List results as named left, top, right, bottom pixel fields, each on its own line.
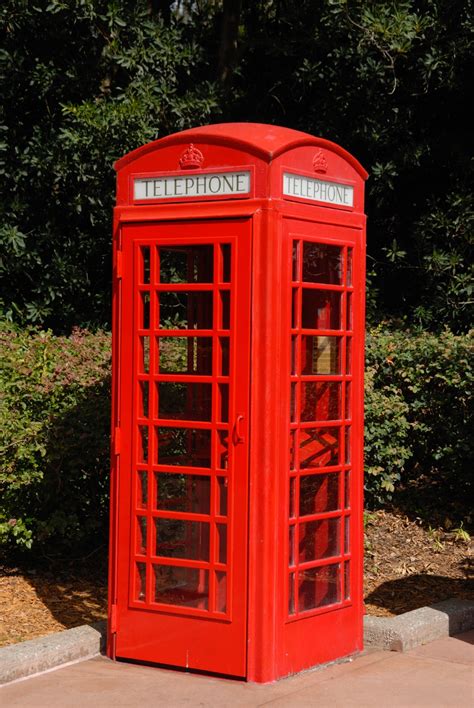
left=109, top=123, right=367, bottom=682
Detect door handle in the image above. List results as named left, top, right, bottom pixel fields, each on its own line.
left=233, top=414, right=245, bottom=445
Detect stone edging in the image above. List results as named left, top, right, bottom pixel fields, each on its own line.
left=0, top=621, right=106, bottom=686
left=364, top=598, right=474, bottom=652
left=1, top=598, right=473, bottom=686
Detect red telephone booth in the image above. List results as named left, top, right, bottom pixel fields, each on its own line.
left=108, top=123, right=367, bottom=682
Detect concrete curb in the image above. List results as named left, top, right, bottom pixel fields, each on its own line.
left=364, top=598, right=474, bottom=652
left=0, top=621, right=106, bottom=686
left=1, top=598, right=472, bottom=686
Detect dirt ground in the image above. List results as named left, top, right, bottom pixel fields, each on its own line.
left=0, top=510, right=472, bottom=648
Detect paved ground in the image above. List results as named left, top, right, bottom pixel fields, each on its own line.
left=1, top=630, right=473, bottom=707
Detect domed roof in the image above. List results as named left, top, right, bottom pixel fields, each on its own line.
left=115, top=122, right=367, bottom=179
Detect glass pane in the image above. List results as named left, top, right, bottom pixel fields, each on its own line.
left=217, top=477, right=228, bottom=515
left=220, top=290, right=230, bottom=329
left=158, top=382, right=212, bottom=421
left=141, top=246, right=150, bottom=284
left=219, top=384, right=229, bottom=423
left=221, top=244, right=231, bottom=282
left=300, top=382, right=341, bottom=422
left=299, top=472, right=339, bottom=515
left=292, top=241, right=300, bottom=281
left=157, top=337, right=212, bottom=375
left=153, top=565, right=208, bottom=609
left=291, top=335, right=298, bottom=375
left=156, top=427, right=211, bottom=468
left=290, top=382, right=297, bottom=422
left=289, top=524, right=296, bottom=565
left=345, top=470, right=350, bottom=509
left=138, top=426, right=149, bottom=463
left=159, top=245, right=213, bottom=283
left=289, top=433, right=296, bottom=473
left=345, top=427, right=351, bottom=464
left=137, top=516, right=147, bottom=555
left=346, top=248, right=353, bottom=286
left=292, top=288, right=298, bottom=328
left=215, top=571, right=227, bottom=613
left=136, top=562, right=146, bottom=602
left=138, top=470, right=148, bottom=509
left=155, top=518, right=210, bottom=561
left=345, top=337, right=352, bottom=374
left=344, top=516, right=350, bottom=553
left=217, top=430, right=229, bottom=470
left=299, top=518, right=340, bottom=561
left=299, top=427, right=340, bottom=468
left=217, top=523, right=227, bottom=563
left=345, top=382, right=351, bottom=419
left=289, top=476, right=296, bottom=517
left=159, top=291, right=213, bottom=330
left=301, top=336, right=341, bottom=375
left=301, top=290, right=341, bottom=330
left=298, top=563, right=340, bottom=611
left=156, top=473, right=211, bottom=514
left=289, top=572, right=296, bottom=615
left=302, top=243, right=343, bottom=284
left=139, top=381, right=149, bottom=418
left=346, top=292, right=353, bottom=331
left=139, top=336, right=150, bottom=373
left=344, top=561, right=350, bottom=600
left=220, top=337, right=230, bottom=376
left=141, top=292, right=150, bottom=330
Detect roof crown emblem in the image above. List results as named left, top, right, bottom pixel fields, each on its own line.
left=179, top=143, right=204, bottom=170
left=312, top=149, right=328, bottom=174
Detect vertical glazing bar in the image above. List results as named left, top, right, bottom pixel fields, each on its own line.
left=340, top=246, right=348, bottom=599
left=208, top=242, right=220, bottom=613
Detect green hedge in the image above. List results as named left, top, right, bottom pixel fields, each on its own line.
left=0, top=325, right=111, bottom=549
left=365, top=327, right=473, bottom=506
left=1, top=325, right=472, bottom=550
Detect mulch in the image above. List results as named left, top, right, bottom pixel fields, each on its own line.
left=0, top=511, right=472, bottom=648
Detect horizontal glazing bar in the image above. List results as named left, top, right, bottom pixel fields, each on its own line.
left=149, top=509, right=223, bottom=522
left=298, top=555, right=352, bottom=571
left=291, top=282, right=347, bottom=292
left=146, top=556, right=211, bottom=570
left=297, top=420, right=345, bottom=429
left=153, top=330, right=215, bottom=337
left=153, top=375, right=220, bottom=384
left=153, top=283, right=215, bottom=292
left=146, top=419, right=214, bottom=430
left=290, top=375, right=353, bottom=383
left=150, top=464, right=217, bottom=475
left=296, top=508, right=346, bottom=522
left=291, top=328, right=349, bottom=336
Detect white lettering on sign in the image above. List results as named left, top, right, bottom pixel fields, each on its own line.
left=283, top=172, right=354, bottom=208
left=134, top=171, right=251, bottom=200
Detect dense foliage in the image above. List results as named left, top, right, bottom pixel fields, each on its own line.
left=365, top=327, right=473, bottom=506
left=1, top=1, right=472, bottom=332
left=0, top=326, right=111, bottom=549
left=1, top=327, right=471, bottom=550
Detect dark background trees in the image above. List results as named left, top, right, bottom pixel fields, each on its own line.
left=1, top=0, right=472, bottom=332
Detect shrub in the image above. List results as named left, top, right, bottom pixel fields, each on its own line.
left=1, top=324, right=471, bottom=550
left=365, top=327, right=473, bottom=508
left=0, top=325, right=111, bottom=549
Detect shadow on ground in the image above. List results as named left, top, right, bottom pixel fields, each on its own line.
left=365, top=573, right=474, bottom=615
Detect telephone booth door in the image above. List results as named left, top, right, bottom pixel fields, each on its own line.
left=112, top=218, right=251, bottom=677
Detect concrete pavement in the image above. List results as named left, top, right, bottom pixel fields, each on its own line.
left=1, top=630, right=473, bottom=707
